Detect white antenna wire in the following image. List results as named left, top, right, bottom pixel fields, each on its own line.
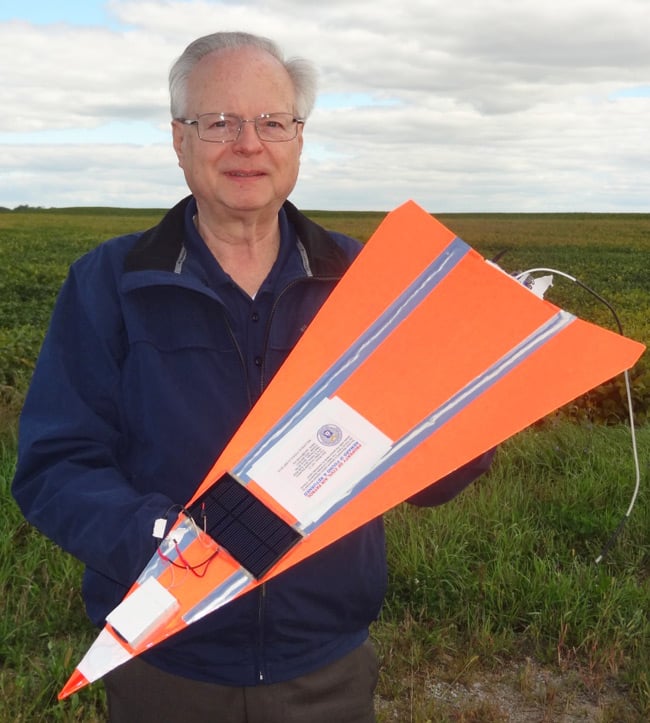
left=513, top=266, right=641, bottom=563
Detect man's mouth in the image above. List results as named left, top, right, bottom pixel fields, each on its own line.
left=227, top=171, right=265, bottom=177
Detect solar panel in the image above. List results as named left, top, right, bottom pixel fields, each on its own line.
left=186, top=473, right=302, bottom=579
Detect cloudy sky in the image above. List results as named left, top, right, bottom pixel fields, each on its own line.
left=1, top=0, right=649, bottom=212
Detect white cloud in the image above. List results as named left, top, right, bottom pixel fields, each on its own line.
left=0, top=143, right=184, bottom=208
left=1, top=0, right=649, bottom=211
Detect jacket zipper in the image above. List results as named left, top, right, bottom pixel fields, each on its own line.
left=257, top=584, right=267, bottom=682
left=220, top=305, right=267, bottom=682
left=251, top=275, right=340, bottom=682
left=220, top=308, right=254, bottom=411
left=259, top=276, right=341, bottom=394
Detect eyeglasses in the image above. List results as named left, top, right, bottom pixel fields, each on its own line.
left=176, top=112, right=304, bottom=143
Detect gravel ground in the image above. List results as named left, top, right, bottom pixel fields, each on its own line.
left=376, top=658, right=643, bottom=722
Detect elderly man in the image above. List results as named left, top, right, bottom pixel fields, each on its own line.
left=12, top=31, right=492, bottom=722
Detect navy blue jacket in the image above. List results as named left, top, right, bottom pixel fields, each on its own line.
left=12, top=196, right=492, bottom=685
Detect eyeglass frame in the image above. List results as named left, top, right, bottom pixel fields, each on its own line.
left=175, top=112, right=305, bottom=143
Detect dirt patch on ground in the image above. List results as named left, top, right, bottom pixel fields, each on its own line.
left=376, top=658, right=642, bottom=722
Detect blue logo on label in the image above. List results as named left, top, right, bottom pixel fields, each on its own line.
left=317, top=424, right=343, bottom=446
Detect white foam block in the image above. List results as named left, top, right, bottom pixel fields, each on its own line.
left=106, top=576, right=179, bottom=648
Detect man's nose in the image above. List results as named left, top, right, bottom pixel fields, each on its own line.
left=233, top=120, right=263, bottom=150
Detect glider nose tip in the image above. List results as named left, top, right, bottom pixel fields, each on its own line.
left=58, top=669, right=89, bottom=700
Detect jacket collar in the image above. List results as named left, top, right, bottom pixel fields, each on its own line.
left=124, top=195, right=350, bottom=279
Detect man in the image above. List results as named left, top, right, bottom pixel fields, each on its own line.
left=12, top=32, right=492, bottom=722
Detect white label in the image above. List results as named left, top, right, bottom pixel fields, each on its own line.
left=152, top=518, right=167, bottom=539
left=247, top=396, right=392, bottom=527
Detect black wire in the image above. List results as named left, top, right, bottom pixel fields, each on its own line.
left=156, top=503, right=220, bottom=572
left=513, top=267, right=637, bottom=563
left=562, top=279, right=633, bottom=562
left=573, top=278, right=624, bottom=336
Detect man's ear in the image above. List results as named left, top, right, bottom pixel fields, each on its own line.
left=171, top=120, right=185, bottom=167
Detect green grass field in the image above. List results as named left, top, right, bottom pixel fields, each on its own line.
left=0, top=208, right=649, bottom=721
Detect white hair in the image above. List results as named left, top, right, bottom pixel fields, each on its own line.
left=169, top=31, right=318, bottom=119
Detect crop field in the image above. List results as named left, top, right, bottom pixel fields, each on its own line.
left=0, top=207, right=649, bottom=721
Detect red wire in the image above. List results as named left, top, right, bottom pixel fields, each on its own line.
left=156, top=540, right=220, bottom=578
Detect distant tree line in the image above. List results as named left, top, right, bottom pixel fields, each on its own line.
left=1, top=204, right=50, bottom=212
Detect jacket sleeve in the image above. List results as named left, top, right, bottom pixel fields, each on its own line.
left=406, top=448, right=496, bottom=507
left=11, top=251, right=174, bottom=588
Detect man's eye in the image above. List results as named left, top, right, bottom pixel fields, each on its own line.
left=262, top=119, right=285, bottom=130
left=203, top=116, right=237, bottom=131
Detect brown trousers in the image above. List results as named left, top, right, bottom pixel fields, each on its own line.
left=104, top=639, right=378, bottom=723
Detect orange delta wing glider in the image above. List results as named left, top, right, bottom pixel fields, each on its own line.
left=59, top=200, right=645, bottom=699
